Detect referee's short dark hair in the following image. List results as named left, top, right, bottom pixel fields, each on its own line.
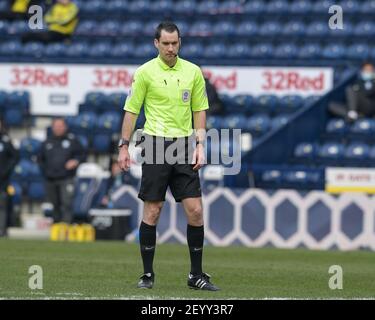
left=155, top=21, right=180, bottom=40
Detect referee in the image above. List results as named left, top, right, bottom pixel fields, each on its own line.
left=118, top=22, right=219, bottom=291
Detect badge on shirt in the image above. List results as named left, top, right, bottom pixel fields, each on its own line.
left=62, top=140, right=71, bottom=149
left=181, top=89, right=191, bottom=103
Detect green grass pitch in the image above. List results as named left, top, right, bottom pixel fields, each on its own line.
left=0, top=239, right=374, bottom=299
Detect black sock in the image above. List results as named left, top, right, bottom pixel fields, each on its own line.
left=187, top=224, right=204, bottom=276
left=139, top=221, right=156, bottom=275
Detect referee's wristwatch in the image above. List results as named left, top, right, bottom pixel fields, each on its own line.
left=118, top=138, right=130, bottom=148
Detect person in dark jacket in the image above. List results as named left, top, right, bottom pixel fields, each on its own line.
left=0, top=119, right=19, bottom=237
left=329, top=62, right=375, bottom=122
left=39, top=117, right=85, bottom=223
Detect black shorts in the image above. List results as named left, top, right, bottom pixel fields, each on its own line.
left=137, top=134, right=202, bottom=202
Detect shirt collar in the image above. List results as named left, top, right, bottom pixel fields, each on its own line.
left=157, top=55, right=181, bottom=71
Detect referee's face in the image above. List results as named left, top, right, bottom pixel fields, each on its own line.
left=154, top=30, right=180, bottom=66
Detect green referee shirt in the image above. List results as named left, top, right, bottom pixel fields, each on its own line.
left=124, top=55, right=209, bottom=138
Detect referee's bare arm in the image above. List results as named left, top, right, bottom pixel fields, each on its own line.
left=118, top=111, right=138, bottom=171
left=192, top=110, right=206, bottom=171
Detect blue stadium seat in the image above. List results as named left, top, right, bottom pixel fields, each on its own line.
left=27, top=181, right=46, bottom=201
left=173, top=0, right=196, bottom=14
left=283, top=170, right=308, bottom=186
left=246, top=114, right=271, bottom=136
left=277, top=95, right=304, bottom=114
left=74, top=112, right=97, bottom=134
left=201, top=165, right=224, bottom=192
left=65, top=43, right=89, bottom=57
left=243, top=0, right=265, bottom=13
left=180, top=43, right=204, bottom=58
left=11, top=159, right=41, bottom=182
left=294, top=142, right=317, bottom=160
left=189, top=21, right=213, bottom=37
left=4, top=108, right=25, bottom=127
left=350, top=118, right=375, bottom=136
left=261, top=169, right=282, bottom=187
left=271, top=115, right=289, bottom=130
left=134, top=43, right=156, bottom=58
left=105, top=0, right=128, bottom=13
left=223, top=115, right=247, bottom=130
left=253, top=95, right=278, bottom=114
left=120, top=20, right=143, bottom=36
left=226, top=42, right=250, bottom=58
left=250, top=43, right=274, bottom=58
left=340, top=0, right=361, bottom=13
left=84, top=92, right=108, bottom=112
left=282, top=21, right=306, bottom=36
left=344, top=142, right=370, bottom=163
left=304, top=95, right=321, bottom=106
left=305, top=21, right=327, bottom=37
left=236, top=21, right=258, bottom=36
left=92, top=134, right=112, bottom=153
left=0, top=20, right=9, bottom=33
left=96, top=112, right=122, bottom=133
left=143, top=20, right=161, bottom=36
left=7, top=20, right=28, bottom=35
left=202, top=43, right=227, bottom=59
left=265, top=0, right=289, bottom=13
left=20, top=138, right=42, bottom=159
left=206, top=116, right=224, bottom=130
left=0, top=40, right=22, bottom=56
left=98, top=21, right=121, bottom=36
left=7, top=91, right=29, bottom=109
left=360, top=0, right=375, bottom=13
left=318, top=142, right=345, bottom=163
left=0, top=1, right=7, bottom=10
left=44, top=43, right=66, bottom=57
left=80, top=0, right=105, bottom=14
left=370, top=145, right=375, bottom=160
left=220, top=94, right=237, bottom=113
left=149, top=0, right=173, bottom=13
left=173, top=21, right=189, bottom=36
left=326, top=118, right=348, bottom=135
left=298, top=43, right=323, bottom=59
left=128, top=0, right=151, bottom=13
left=232, top=95, right=254, bottom=114
left=321, top=44, right=345, bottom=59
left=75, top=20, right=97, bottom=36
left=22, top=42, right=44, bottom=58
left=274, top=44, right=298, bottom=59
left=110, top=42, right=134, bottom=58
left=218, top=0, right=244, bottom=13
left=196, top=0, right=219, bottom=14
left=258, top=21, right=282, bottom=36
left=212, top=21, right=236, bottom=36
left=312, top=0, right=335, bottom=13
left=354, top=21, right=375, bottom=36
left=108, top=92, right=127, bottom=109
left=289, top=0, right=312, bottom=13
left=88, top=42, right=112, bottom=58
